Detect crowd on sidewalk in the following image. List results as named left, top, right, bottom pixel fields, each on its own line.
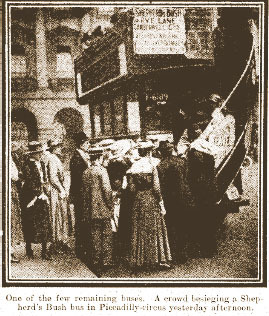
left=10, top=94, right=248, bottom=275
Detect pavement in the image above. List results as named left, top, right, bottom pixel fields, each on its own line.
left=8, top=162, right=259, bottom=280
left=102, top=162, right=260, bottom=279
left=9, top=244, right=97, bottom=280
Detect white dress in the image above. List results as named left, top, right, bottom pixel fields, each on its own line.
left=192, top=109, right=236, bottom=168
left=48, top=153, right=69, bottom=246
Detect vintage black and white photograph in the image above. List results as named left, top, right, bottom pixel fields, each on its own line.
left=3, top=0, right=266, bottom=285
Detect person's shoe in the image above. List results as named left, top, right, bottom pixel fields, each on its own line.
left=159, top=262, right=171, bottom=270
left=11, top=254, right=20, bottom=263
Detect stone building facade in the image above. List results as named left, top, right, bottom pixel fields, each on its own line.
left=11, top=7, right=114, bottom=162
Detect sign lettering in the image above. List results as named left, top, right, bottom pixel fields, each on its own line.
left=133, top=8, right=186, bottom=55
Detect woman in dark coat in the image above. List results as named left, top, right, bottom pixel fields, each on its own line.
left=20, top=141, right=52, bottom=260
left=157, top=141, right=195, bottom=263
left=69, top=132, right=90, bottom=259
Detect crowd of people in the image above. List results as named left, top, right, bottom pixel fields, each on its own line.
left=10, top=94, right=248, bottom=275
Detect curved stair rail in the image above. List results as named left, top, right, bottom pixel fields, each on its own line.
left=216, top=39, right=255, bottom=178
left=190, top=36, right=256, bottom=201
left=220, top=40, right=255, bottom=112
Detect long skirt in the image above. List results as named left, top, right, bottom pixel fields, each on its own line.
left=129, top=189, right=172, bottom=268
left=49, top=187, right=69, bottom=244
left=89, top=219, right=113, bottom=267
left=22, top=198, right=52, bottom=244
left=11, top=182, right=24, bottom=246
left=118, top=189, right=135, bottom=257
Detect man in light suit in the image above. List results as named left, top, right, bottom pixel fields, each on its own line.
left=82, top=146, right=114, bottom=273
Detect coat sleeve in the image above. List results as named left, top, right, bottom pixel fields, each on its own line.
left=69, top=157, right=75, bottom=203
left=69, top=155, right=81, bottom=203
left=23, top=162, right=43, bottom=197
left=188, top=149, right=218, bottom=205
left=152, top=166, right=162, bottom=202
left=100, top=168, right=113, bottom=211
left=48, top=158, right=65, bottom=193
left=11, top=159, right=19, bottom=181
left=81, top=171, right=91, bottom=223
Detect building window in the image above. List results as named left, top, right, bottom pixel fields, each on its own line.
left=56, top=46, right=74, bottom=78
left=11, top=44, right=26, bottom=76
left=103, top=100, right=113, bottom=136
left=113, top=94, right=126, bottom=135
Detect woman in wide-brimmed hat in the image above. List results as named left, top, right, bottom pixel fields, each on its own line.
left=125, top=141, right=172, bottom=271
left=20, top=141, right=52, bottom=260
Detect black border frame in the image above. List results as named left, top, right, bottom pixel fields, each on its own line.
left=2, top=0, right=268, bottom=288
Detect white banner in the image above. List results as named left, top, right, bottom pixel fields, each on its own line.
left=133, top=8, right=186, bottom=55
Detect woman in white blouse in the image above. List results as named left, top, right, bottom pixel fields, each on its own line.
left=126, top=141, right=172, bottom=270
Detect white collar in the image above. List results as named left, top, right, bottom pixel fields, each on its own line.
left=127, top=157, right=159, bottom=174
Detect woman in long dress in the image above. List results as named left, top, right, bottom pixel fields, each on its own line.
left=47, top=141, right=70, bottom=253
left=10, top=157, right=24, bottom=263
left=126, top=141, right=172, bottom=270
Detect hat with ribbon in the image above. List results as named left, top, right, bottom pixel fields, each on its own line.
left=137, top=140, right=155, bottom=149
left=88, top=146, right=104, bottom=156
left=109, top=139, right=132, bottom=159
left=47, top=139, right=63, bottom=150
left=27, top=141, right=44, bottom=154
left=97, top=139, right=115, bottom=149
